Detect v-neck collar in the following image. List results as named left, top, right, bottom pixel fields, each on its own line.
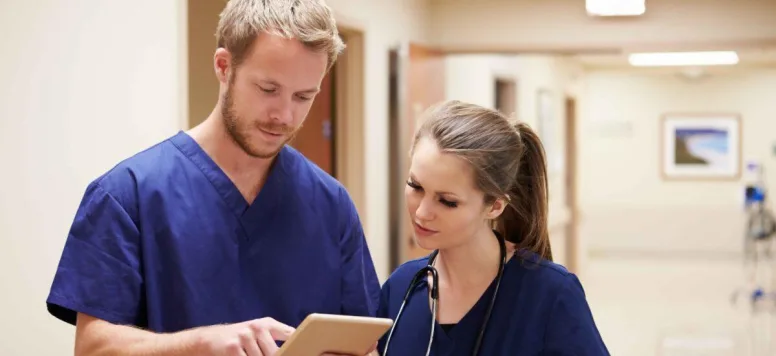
left=169, top=131, right=289, bottom=238
left=406, top=255, right=517, bottom=355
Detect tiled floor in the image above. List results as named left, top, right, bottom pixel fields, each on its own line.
left=582, top=255, right=775, bottom=356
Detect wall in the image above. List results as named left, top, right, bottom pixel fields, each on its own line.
left=0, top=0, right=187, bottom=355
left=443, top=54, right=584, bottom=267
left=578, top=69, right=776, bottom=256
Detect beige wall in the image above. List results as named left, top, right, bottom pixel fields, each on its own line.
left=578, top=69, right=776, bottom=255
left=0, top=0, right=187, bottom=355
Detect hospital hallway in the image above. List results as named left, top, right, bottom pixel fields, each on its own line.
left=2, top=0, right=776, bottom=355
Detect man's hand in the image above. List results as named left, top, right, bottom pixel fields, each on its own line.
left=195, top=317, right=296, bottom=356
left=74, top=313, right=295, bottom=356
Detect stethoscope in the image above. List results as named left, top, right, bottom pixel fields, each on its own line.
left=382, top=231, right=508, bottom=356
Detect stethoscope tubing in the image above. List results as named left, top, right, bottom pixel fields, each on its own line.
left=382, top=232, right=507, bottom=356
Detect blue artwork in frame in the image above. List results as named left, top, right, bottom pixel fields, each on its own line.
left=661, top=113, right=741, bottom=180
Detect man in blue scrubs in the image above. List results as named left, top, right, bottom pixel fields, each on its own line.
left=45, top=1, right=380, bottom=355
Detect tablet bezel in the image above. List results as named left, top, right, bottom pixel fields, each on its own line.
left=276, top=313, right=393, bottom=356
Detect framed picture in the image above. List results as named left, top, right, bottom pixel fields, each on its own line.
left=660, top=113, right=742, bottom=180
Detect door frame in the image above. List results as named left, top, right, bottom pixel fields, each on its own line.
left=563, top=96, right=579, bottom=273
left=332, top=24, right=366, bottom=219
left=394, top=42, right=447, bottom=264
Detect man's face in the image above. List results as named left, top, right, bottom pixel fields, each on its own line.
left=219, top=33, right=328, bottom=158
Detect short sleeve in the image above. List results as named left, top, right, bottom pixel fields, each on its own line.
left=376, top=279, right=391, bottom=319
left=338, top=187, right=381, bottom=318
left=375, top=280, right=392, bottom=355
left=544, top=274, right=610, bottom=355
left=46, top=181, right=143, bottom=326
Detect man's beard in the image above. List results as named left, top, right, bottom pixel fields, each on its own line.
left=221, top=83, right=299, bottom=159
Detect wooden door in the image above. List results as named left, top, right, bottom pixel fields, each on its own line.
left=290, top=69, right=335, bottom=174
left=396, top=42, right=447, bottom=263
left=564, top=97, right=578, bottom=272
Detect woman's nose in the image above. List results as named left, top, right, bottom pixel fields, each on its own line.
left=415, top=198, right=435, bottom=221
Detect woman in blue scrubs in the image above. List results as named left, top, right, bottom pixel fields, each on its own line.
left=376, top=100, right=609, bottom=355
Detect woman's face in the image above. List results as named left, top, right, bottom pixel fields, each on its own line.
left=405, top=137, right=504, bottom=251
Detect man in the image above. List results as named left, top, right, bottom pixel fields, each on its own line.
left=45, top=0, right=381, bottom=354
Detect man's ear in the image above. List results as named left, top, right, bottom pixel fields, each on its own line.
left=214, top=48, right=232, bottom=84
left=486, top=197, right=508, bottom=220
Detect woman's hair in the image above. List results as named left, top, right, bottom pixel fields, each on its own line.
left=410, top=100, right=552, bottom=261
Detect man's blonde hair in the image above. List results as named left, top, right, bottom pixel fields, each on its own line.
left=216, top=0, right=345, bottom=71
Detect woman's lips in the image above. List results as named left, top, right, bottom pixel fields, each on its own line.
left=413, top=221, right=438, bottom=237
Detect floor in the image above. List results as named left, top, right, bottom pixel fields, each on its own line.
left=578, top=218, right=776, bottom=356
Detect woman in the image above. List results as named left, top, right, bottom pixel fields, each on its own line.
left=376, top=100, right=609, bottom=355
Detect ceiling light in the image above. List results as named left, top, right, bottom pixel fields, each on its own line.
left=586, top=0, right=645, bottom=16
left=628, top=51, right=739, bottom=67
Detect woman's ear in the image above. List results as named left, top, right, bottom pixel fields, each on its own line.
left=486, top=196, right=508, bottom=220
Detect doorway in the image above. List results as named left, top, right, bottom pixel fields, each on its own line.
left=288, top=67, right=336, bottom=174
left=186, top=0, right=223, bottom=129
left=388, top=42, right=447, bottom=266
left=564, top=96, right=579, bottom=273
left=494, top=78, right=516, bottom=117
left=388, top=47, right=401, bottom=272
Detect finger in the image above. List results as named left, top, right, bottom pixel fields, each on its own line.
left=239, top=329, right=263, bottom=356
left=266, top=320, right=295, bottom=341
left=256, top=328, right=280, bottom=355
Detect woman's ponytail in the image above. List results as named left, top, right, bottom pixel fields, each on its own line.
left=498, top=122, right=552, bottom=261
left=412, top=100, right=552, bottom=261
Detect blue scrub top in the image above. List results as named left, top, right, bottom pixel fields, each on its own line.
left=46, top=131, right=380, bottom=332
left=377, top=252, right=609, bottom=356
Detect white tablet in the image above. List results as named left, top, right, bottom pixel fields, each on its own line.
left=276, top=313, right=393, bottom=356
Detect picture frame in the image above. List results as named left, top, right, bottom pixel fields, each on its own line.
left=660, top=113, right=742, bottom=180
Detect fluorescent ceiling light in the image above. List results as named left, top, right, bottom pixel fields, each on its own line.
left=628, top=51, right=739, bottom=67
left=586, top=0, right=645, bottom=16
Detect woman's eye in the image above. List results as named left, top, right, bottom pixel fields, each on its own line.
left=259, top=87, right=276, bottom=94
left=440, top=199, right=458, bottom=208
left=406, top=180, right=421, bottom=190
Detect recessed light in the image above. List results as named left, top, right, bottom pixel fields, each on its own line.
left=586, top=0, right=645, bottom=16
left=628, top=51, right=739, bottom=67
